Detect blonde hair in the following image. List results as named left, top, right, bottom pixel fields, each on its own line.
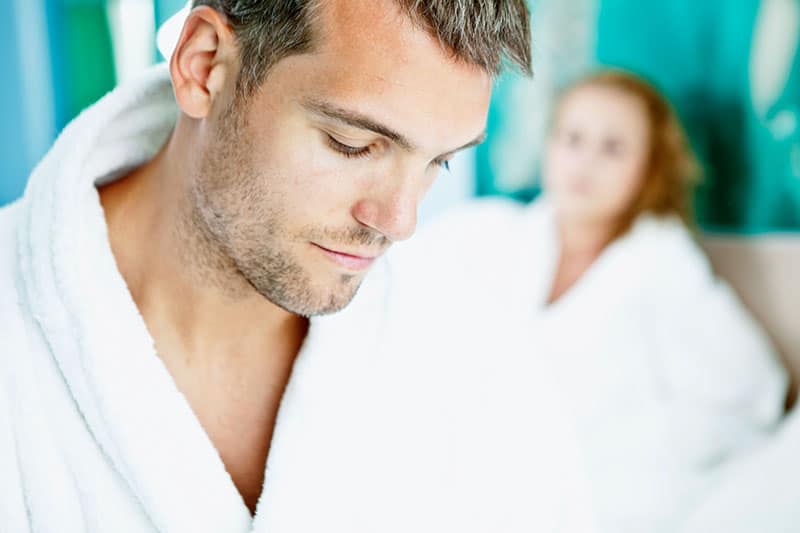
left=552, top=69, right=701, bottom=237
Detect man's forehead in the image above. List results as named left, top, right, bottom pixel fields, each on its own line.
left=311, top=0, right=460, bottom=79
left=318, top=0, right=414, bottom=46
left=263, top=0, right=493, bottom=154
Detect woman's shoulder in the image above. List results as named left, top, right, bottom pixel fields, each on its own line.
left=627, top=214, right=788, bottom=419
left=397, top=197, right=528, bottom=262
left=627, top=212, right=698, bottom=251
left=426, top=196, right=528, bottom=239
left=385, top=196, right=536, bottom=305
left=625, top=213, right=710, bottom=278
left=428, top=195, right=555, bottom=248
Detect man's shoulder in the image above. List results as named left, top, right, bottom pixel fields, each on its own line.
left=0, top=205, right=24, bottom=511
left=0, top=198, right=23, bottom=232
left=0, top=199, right=23, bottom=278
left=0, top=200, right=28, bottom=342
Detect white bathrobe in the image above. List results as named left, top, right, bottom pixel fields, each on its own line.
left=388, top=197, right=789, bottom=533
left=0, top=64, right=599, bottom=533
left=677, top=405, right=800, bottom=533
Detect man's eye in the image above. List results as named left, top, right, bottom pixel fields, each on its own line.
left=327, top=135, right=372, bottom=159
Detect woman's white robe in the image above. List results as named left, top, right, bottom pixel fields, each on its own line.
left=389, top=197, right=789, bottom=533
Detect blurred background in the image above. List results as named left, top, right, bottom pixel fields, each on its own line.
left=0, top=0, right=184, bottom=206
left=1, top=0, right=799, bottom=233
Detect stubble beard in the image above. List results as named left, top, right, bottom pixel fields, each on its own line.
left=177, top=100, right=376, bottom=316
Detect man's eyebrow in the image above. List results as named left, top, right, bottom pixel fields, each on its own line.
left=452, top=133, right=487, bottom=154
left=302, top=98, right=417, bottom=151
left=302, top=97, right=487, bottom=157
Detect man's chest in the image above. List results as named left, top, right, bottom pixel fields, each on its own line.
left=199, top=399, right=278, bottom=514
left=166, top=357, right=293, bottom=514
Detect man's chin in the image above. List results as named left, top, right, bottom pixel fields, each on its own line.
left=243, top=254, right=374, bottom=316
left=275, top=275, right=365, bottom=318
left=298, top=289, right=363, bottom=317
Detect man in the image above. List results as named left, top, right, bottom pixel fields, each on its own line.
left=0, top=2, right=597, bottom=532
left=0, top=0, right=600, bottom=533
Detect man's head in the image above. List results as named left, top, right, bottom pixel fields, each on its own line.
left=169, top=0, right=531, bottom=316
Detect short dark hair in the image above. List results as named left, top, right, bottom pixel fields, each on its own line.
left=193, top=0, right=532, bottom=97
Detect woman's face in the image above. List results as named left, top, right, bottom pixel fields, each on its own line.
left=544, top=85, right=651, bottom=227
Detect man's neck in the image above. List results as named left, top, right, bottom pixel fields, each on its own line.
left=98, top=132, right=310, bottom=513
left=98, top=130, right=308, bottom=371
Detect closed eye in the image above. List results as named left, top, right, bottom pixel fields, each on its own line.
left=329, top=134, right=451, bottom=171
left=327, top=135, right=373, bottom=159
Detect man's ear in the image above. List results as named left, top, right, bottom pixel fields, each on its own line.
left=170, top=6, right=238, bottom=119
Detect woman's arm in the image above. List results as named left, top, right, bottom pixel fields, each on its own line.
left=642, top=221, right=789, bottom=523
left=678, top=409, right=800, bottom=533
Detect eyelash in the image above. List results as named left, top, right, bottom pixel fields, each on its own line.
left=326, top=135, right=450, bottom=171
left=327, top=135, right=372, bottom=159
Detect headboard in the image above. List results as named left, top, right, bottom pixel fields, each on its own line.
left=702, top=235, right=800, bottom=407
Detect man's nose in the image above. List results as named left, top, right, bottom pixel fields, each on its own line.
left=350, top=175, right=421, bottom=243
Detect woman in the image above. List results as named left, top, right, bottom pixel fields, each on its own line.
left=391, top=70, right=790, bottom=532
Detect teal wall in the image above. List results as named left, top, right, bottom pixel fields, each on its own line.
left=477, top=0, right=800, bottom=233
left=596, top=0, right=799, bottom=232
left=1, top=0, right=184, bottom=207
left=0, top=2, right=31, bottom=205
left=5, top=0, right=799, bottom=233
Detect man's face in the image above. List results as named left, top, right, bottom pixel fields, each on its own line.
left=191, top=0, right=492, bottom=316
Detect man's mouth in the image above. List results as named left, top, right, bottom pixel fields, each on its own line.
left=311, top=243, right=381, bottom=271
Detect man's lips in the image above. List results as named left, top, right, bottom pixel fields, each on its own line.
left=312, top=243, right=380, bottom=271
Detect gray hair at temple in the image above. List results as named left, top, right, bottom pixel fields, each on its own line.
left=192, top=0, right=533, bottom=97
